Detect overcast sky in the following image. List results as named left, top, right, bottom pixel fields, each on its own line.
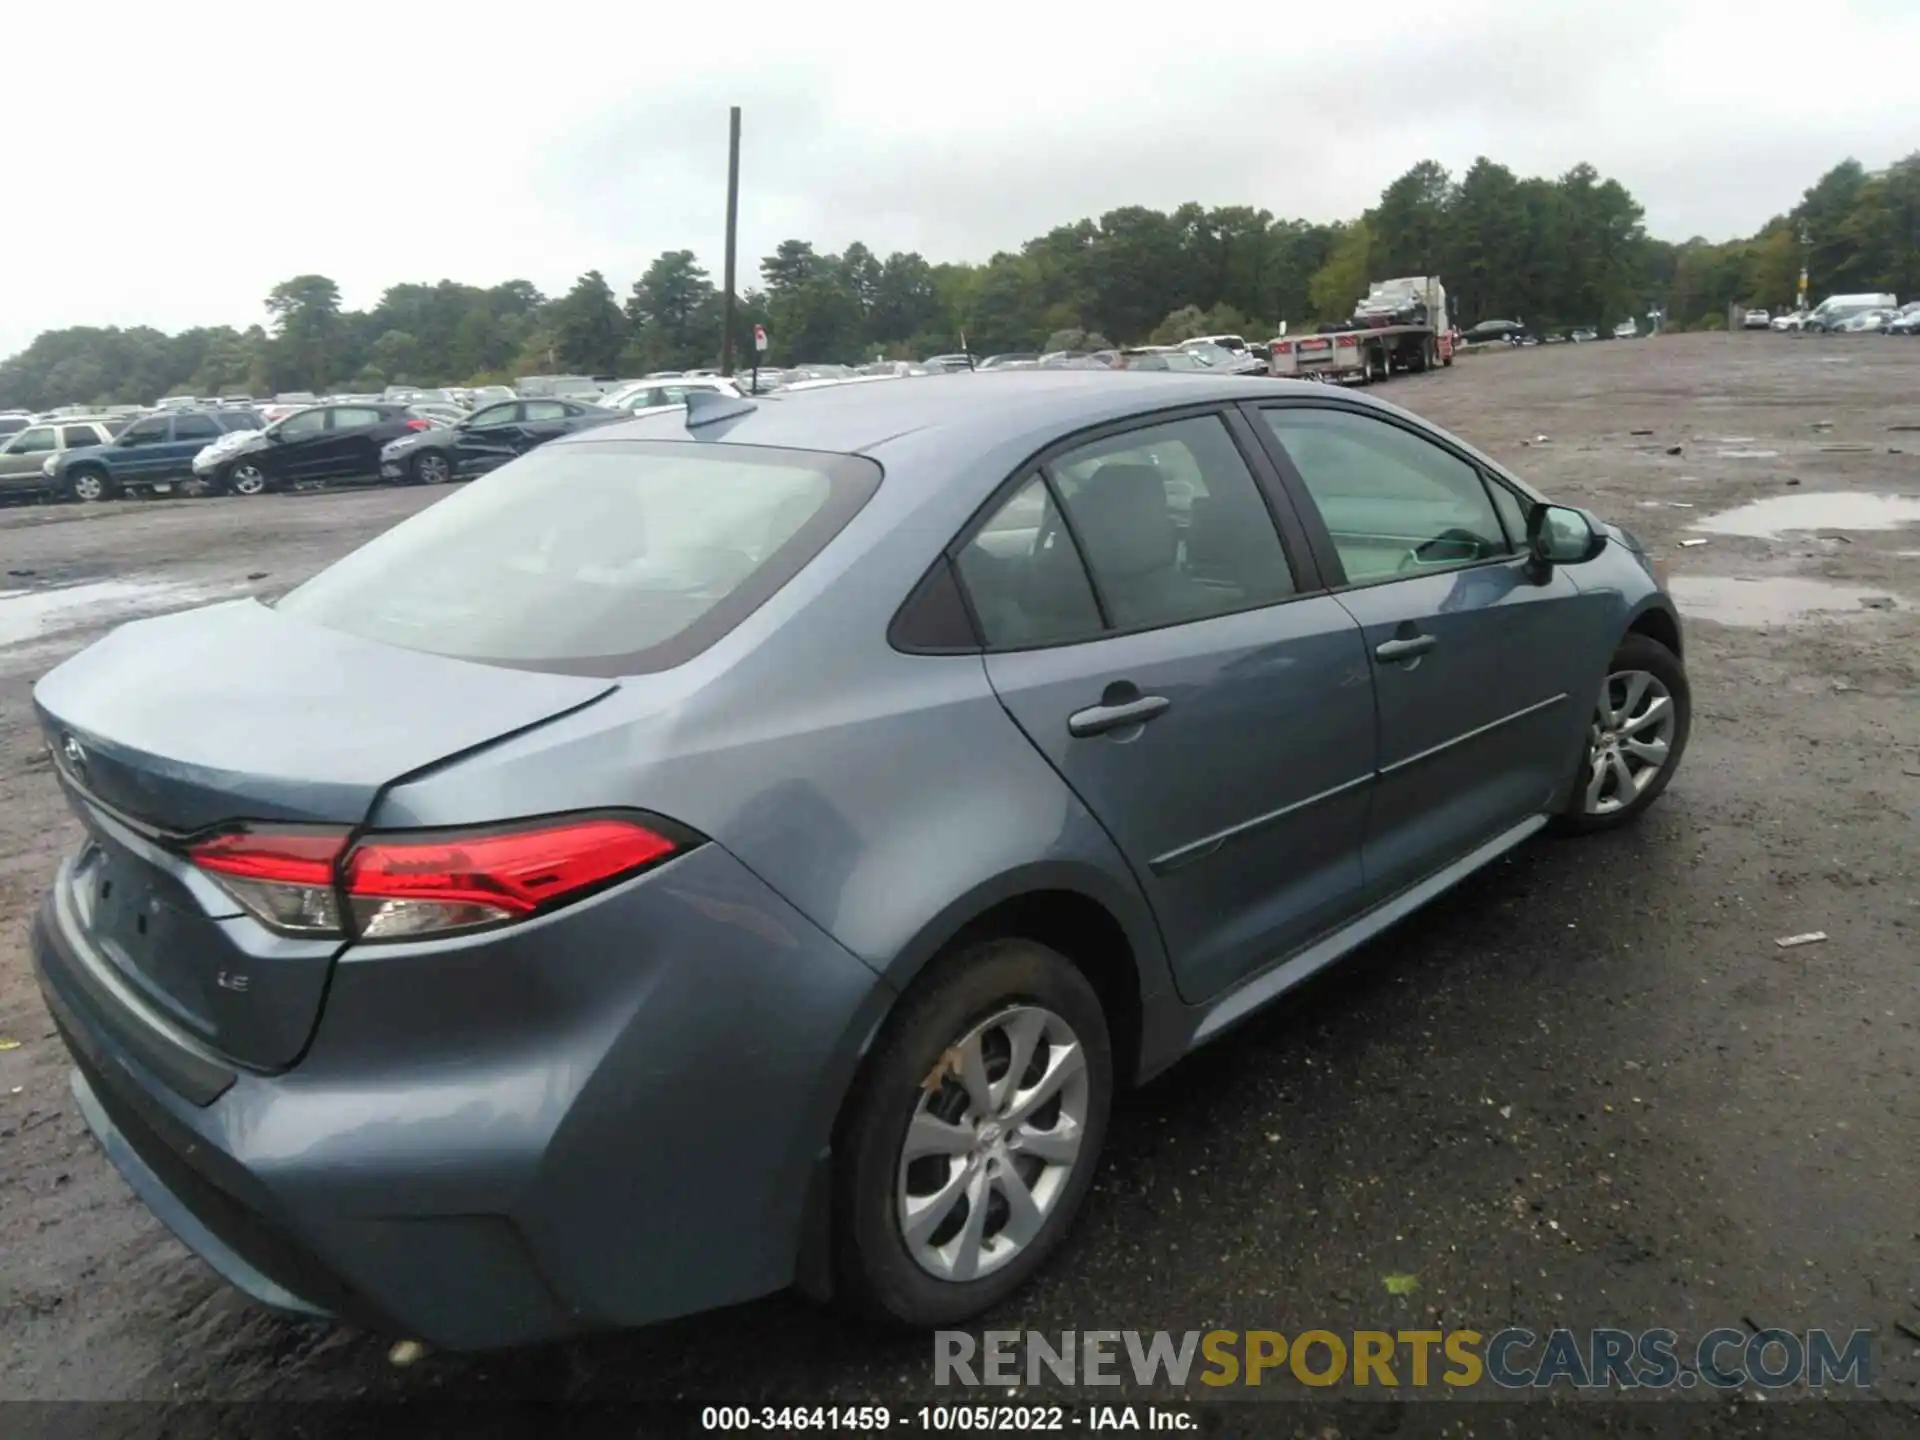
left=6, top=0, right=1917, bottom=359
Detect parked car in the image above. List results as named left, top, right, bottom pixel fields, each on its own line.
left=29, top=371, right=1688, bottom=1348
left=922, top=353, right=975, bottom=373
left=470, top=385, right=517, bottom=406
left=1839, top=308, right=1897, bottom=333
left=0, top=410, right=35, bottom=439
left=598, top=376, right=742, bottom=412
left=1117, top=347, right=1208, bottom=371
left=45, top=408, right=262, bottom=501
left=0, top=418, right=124, bottom=497
left=976, top=354, right=1040, bottom=370
left=1611, top=321, right=1638, bottom=340
left=1462, top=319, right=1527, bottom=345
left=1569, top=327, right=1598, bottom=343
left=195, top=403, right=432, bottom=495
left=1888, top=303, right=1920, bottom=335
left=1741, top=309, right=1771, bottom=330
left=1180, top=340, right=1267, bottom=376
left=379, top=398, right=622, bottom=485
left=1769, top=310, right=1809, bottom=331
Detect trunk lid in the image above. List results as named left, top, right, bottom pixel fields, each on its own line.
left=34, top=598, right=614, bottom=1071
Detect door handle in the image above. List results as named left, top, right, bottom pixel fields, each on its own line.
left=1374, top=633, right=1437, bottom=663
left=1068, top=694, right=1170, bottom=737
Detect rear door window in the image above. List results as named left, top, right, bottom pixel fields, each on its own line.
left=61, top=425, right=102, bottom=448
left=274, top=441, right=882, bottom=676
left=330, top=407, right=385, bottom=430
left=172, top=414, right=221, bottom=442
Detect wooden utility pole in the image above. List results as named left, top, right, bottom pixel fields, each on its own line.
left=721, top=106, right=741, bottom=376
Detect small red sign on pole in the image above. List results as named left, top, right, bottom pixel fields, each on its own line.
left=753, top=324, right=768, bottom=353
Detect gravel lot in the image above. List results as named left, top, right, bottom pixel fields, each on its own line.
left=1, top=334, right=1917, bottom=1432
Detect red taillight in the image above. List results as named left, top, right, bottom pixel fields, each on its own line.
left=1274, top=341, right=1293, bottom=354
left=1336, top=334, right=1359, bottom=348
left=404, top=418, right=432, bottom=431
left=188, top=816, right=685, bottom=941
left=189, top=827, right=350, bottom=936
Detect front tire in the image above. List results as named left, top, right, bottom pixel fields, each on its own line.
left=1555, top=633, right=1691, bottom=834
left=411, top=451, right=453, bottom=486
left=226, top=461, right=269, bottom=497
left=833, top=938, right=1112, bottom=1328
left=66, top=467, right=113, bottom=503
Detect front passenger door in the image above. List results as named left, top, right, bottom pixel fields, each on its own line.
left=457, top=402, right=523, bottom=473
left=112, top=415, right=173, bottom=478
left=1253, top=402, right=1593, bottom=902
left=267, top=407, right=331, bottom=483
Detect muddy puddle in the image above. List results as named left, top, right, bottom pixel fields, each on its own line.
left=0, top=579, right=249, bottom=649
left=1693, top=492, right=1920, bottom=540
left=1668, top=576, right=1906, bottom=627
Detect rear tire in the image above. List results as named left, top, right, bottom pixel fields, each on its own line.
left=1553, top=634, right=1691, bottom=835
left=832, top=938, right=1112, bottom=1329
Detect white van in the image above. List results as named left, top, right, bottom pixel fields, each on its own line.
left=1808, top=293, right=1897, bottom=332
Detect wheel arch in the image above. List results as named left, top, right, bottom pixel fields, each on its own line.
left=1625, top=599, right=1683, bottom=660
left=794, top=870, right=1161, bottom=1304
left=874, top=862, right=1165, bottom=1089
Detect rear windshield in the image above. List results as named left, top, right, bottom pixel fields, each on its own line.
left=274, top=440, right=881, bottom=676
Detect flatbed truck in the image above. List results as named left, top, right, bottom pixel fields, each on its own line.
left=1267, top=275, right=1454, bottom=384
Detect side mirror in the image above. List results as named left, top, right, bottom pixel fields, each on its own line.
left=1526, top=503, right=1604, bottom=581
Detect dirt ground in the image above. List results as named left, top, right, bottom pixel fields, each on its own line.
left=1, top=334, right=1916, bottom=1433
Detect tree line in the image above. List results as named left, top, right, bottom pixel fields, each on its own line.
left=2, top=151, right=1915, bottom=412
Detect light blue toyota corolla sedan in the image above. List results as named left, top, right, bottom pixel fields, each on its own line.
left=31, top=371, right=1688, bottom=1347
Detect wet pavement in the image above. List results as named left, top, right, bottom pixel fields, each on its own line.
left=0, top=335, right=1918, bottom=1435
left=1665, top=576, right=1908, bottom=626
left=1691, top=491, right=1920, bottom=540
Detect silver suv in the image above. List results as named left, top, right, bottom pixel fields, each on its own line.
left=0, top=417, right=124, bottom=496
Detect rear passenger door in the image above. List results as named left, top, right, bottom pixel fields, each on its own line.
left=162, top=413, right=222, bottom=482
left=960, top=407, right=1376, bottom=1006
left=516, top=400, right=574, bottom=452
left=1248, top=400, right=1591, bottom=903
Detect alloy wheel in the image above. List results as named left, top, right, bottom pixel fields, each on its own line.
left=71, top=472, right=106, bottom=502
left=230, top=464, right=266, bottom=497
left=897, top=1005, right=1090, bottom=1283
left=1583, top=668, right=1676, bottom=815
left=417, top=453, right=451, bottom=485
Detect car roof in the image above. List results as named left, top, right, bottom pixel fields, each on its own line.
left=558, top=370, right=1321, bottom=459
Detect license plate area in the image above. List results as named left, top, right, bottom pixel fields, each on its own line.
left=72, top=835, right=217, bottom=1037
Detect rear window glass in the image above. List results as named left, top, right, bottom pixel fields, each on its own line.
left=274, top=440, right=881, bottom=676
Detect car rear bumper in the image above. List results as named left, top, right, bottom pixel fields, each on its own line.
left=33, top=841, right=893, bottom=1349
